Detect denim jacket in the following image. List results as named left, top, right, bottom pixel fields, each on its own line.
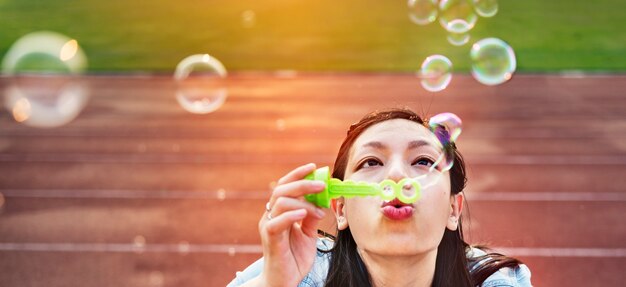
left=228, top=238, right=532, bottom=287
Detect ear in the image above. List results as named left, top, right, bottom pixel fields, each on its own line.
left=332, top=197, right=349, bottom=230
left=446, top=192, right=464, bottom=231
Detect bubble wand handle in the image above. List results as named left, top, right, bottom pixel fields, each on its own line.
left=304, top=166, right=421, bottom=208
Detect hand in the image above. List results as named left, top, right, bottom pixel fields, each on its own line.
left=258, top=163, right=327, bottom=287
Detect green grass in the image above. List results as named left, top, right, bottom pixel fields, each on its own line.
left=0, top=0, right=624, bottom=72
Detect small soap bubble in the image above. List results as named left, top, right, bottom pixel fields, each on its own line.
left=217, top=189, right=226, bottom=201
left=419, top=55, right=452, bottom=92
left=2, top=31, right=89, bottom=128
left=174, top=54, right=228, bottom=114
left=274, top=69, right=298, bottom=79
left=473, top=0, right=498, bottom=17
left=438, top=0, right=478, bottom=34
left=178, top=241, right=190, bottom=254
left=148, top=271, right=165, bottom=287
left=241, top=10, right=256, bottom=28
left=447, top=31, right=470, bottom=46
left=133, top=235, right=146, bottom=253
left=429, top=112, right=462, bottom=143
left=407, top=0, right=438, bottom=25
left=470, top=38, right=516, bottom=86
left=276, top=119, right=286, bottom=131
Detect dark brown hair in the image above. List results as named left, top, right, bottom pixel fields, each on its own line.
left=322, top=108, right=522, bottom=287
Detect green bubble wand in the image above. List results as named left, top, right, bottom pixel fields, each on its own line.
left=304, top=166, right=423, bottom=208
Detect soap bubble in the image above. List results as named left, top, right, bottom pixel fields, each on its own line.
left=133, top=235, right=146, bottom=253
left=241, top=10, right=256, bottom=28
left=407, top=0, right=438, bottom=25
left=217, top=189, right=226, bottom=201
left=428, top=112, right=462, bottom=172
left=2, top=31, right=89, bottom=128
left=473, top=0, right=498, bottom=17
left=148, top=271, right=165, bottom=287
left=419, top=55, right=452, bottom=92
left=470, top=37, right=516, bottom=85
left=177, top=241, right=191, bottom=254
left=438, top=0, right=478, bottom=34
left=447, top=31, right=470, bottom=46
left=429, top=112, right=462, bottom=143
left=174, top=54, right=228, bottom=114
left=276, top=119, right=286, bottom=131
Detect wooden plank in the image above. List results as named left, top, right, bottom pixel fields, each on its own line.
left=1, top=162, right=624, bottom=192
left=0, top=197, right=623, bottom=249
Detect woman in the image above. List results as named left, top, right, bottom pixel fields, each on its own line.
left=229, top=108, right=532, bottom=287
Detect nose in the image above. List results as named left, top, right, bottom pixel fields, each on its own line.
left=385, top=159, right=409, bottom=183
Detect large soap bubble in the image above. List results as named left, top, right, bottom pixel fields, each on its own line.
left=174, top=54, right=228, bottom=114
left=2, top=31, right=89, bottom=128
left=419, top=55, right=452, bottom=92
left=470, top=37, right=516, bottom=86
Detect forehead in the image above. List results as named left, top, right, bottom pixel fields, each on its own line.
left=351, top=119, right=439, bottom=150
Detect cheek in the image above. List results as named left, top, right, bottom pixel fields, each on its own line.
left=344, top=197, right=379, bottom=227
left=426, top=173, right=451, bottom=200
left=417, top=195, right=450, bottom=224
left=418, top=179, right=453, bottom=219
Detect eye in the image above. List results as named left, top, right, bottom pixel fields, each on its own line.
left=412, top=157, right=434, bottom=167
left=357, top=158, right=383, bottom=169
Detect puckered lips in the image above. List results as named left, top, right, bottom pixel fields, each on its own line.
left=381, top=198, right=414, bottom=220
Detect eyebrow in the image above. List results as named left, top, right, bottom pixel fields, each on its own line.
left=362, top=141, right=386, bottom=150
left=407, top=140, right=433, bottom=150
left=361, top=140, right=434, bottom=150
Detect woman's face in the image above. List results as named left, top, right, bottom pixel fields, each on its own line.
left=335, top=119, right=462, bottom=256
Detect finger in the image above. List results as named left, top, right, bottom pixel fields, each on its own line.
left=276, top=163, right=317, bottom=186
left=271, top=179, right=326, bottom=204
left=271, top=197, right=325, bottom=221
left=264, top=209, right=307, bottom=237
left=300, top=208, right=326, bottom=237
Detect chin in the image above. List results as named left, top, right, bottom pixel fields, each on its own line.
left=372, top=237, right=433, bottom=256
left=369, top=245, right=433, bottom=257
